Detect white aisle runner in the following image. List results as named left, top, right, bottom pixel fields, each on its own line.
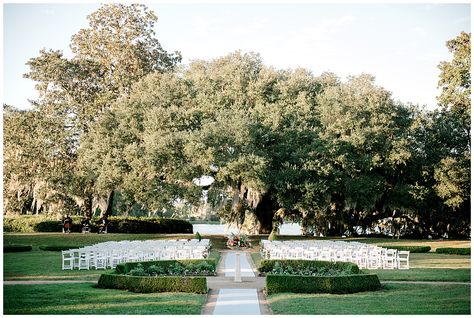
left=213, top=252, right=260, bottom=315
left=223, top=252, right=255, bottom=277
left=213, top=289, right=260, bottom=315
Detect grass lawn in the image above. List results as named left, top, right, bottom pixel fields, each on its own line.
left=4, top=249, right=221, bottom=281
left=3, top=283, right=206, bottom=315
left=368, top=268, right=471, bottom=282
left=4, top=250, right=105, bottom=281
left=4, top=233, right=223, bottom=281
left=3, top=232, right=230, bottom=250
left=267, top=283, right=470, bottom=315
left=410, top=252, right=471, bottom=268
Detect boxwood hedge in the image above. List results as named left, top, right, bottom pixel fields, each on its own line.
left=4, top=245, right=33, bottom=253
left=115, top=259, right=218, bottom=275
left=258, top=259, right=360, bottom=275
left=97, top=273, right=207, bottom=293
left=435, top=248, right=470, bottom=255
left=380, top=246, right=431, bottom=253
left=4, top=216, right=192, bottom=234
left=266, top=274, right=381, bottom=294
left=39, top=245, right=83, bottom=251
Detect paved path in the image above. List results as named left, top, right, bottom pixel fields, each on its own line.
left=202, top=251, right=271, bottom=315
left=223, top=252, right=255, bottom=277
left=212, top=289, right=261, bottom=315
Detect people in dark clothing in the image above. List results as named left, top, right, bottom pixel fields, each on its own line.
left=97, top=216, right=108, bottom=234
left=81, top=216, right=91, bottom=233
left=63, top=214, right=73, bottom=233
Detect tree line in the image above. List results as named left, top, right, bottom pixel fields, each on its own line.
left=3, top=4, right=470, bottom=238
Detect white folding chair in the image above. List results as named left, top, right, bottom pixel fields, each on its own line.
left=62, top=250, right=74, bottom=270
left=94, top=251, right=107, bottom=269
left=269, top=248, right=283, bottom=260
left=397, top=251, right=410, bottom=269
left=383, top=249, right=397, bottom=269
left=176, top=249, right=190, bottom=260
left=78, top=250, right=90, bottom=270
left=367, top=248, right=382, bottom=269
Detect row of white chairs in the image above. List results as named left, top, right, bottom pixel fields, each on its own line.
left=62, top=239, right=212, bottom=270
left=260, top=240, right=410, bottom=270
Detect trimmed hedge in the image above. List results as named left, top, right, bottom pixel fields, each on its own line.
left=4, top=216, right=193, bottom=234
left=3, top=216, right=59, bottom=233
left=110, top=218, right=193, bottom=234
left=258, top=259, right=360, bottom=275
left=4, top=245, right=33, bottom=253
left=115, top=259, right=218, bottom=275
left=266, top=274, right=381, bottom=294
left=97, top=273, right=207, bottom=293
left=379, top=245, right=431, bottom=253
left=436, top=248, right=470, bottom=255
left=39, top=245, right=83, bottom=251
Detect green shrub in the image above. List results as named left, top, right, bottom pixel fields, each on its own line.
left=380, top=246, right=431, bottom=253
left=129, top=264, right=148, bottom=276
left=266, top=274, right=381, bottom=294
left=3, top=215, right=60, bottom=233
left=39, top=245, right=83, bottom=251
left=268, top=231, right=278, bottom=241
left=4, top=245, right=33, bottom=253
left=436, top=248, right=470, bottom=255
left=194, top=231, right=202, bottom=241
left=258, top=260, right=360, bottom=275
left=4, top=216, right=193, bottom=234
left=98, top=274, right=207, bottom=294
left=115, top=259, right=218, bottom=276
left=97, top=273, right=207, bottom=293
left=33, top=220, right=64, bottom=232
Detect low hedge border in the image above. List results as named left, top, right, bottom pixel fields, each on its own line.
left=4, top=245, right=33, bottom=253
left=265, top=274, right=381, bottom=294
left=115, top=258, right=218, bottom=275
left=97, top=273, right=207, bottom=293
left=39, top=245, right=83, bottom=251
left=378, top=245, right=431, bottom=253
left=258, top=259, right=360, bottom=275
left=4, top=216, right=193, bottom=234
left=435, top=248, right=470, bottom=255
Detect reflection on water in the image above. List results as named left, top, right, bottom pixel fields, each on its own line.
left=192, top=223, right=301, bottom=235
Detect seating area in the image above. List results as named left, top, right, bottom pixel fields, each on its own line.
left=260, top=240, right=409, bottom=270
left=61, top=239, right=212, bottom=270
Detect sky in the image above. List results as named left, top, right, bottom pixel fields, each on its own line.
left=2, top=2, right=471, bottom=110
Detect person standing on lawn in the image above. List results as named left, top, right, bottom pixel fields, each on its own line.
left=63, top=214, right=73, bottom=233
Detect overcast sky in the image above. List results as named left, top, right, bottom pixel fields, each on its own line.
left=2, top=2, right=471, bottom=110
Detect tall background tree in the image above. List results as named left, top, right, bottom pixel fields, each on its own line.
left=5, top=4, right=180, bottom=217
left=3, top=4, right=470, bottom=239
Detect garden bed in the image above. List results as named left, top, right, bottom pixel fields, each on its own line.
left=115, top=258, right=218, bottom=275
left=98, top=254, right=219, bottom=294
left=259, top=259, right=380, bottom=294
left=258, top=259, right=360, bottom=276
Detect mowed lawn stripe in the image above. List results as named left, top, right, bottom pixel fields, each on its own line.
left=267, top=283, right=470, bottom=315
left=3, top=283, right=207, bottom=315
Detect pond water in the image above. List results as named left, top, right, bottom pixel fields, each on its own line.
left=192, top=222, right=301, bottom=235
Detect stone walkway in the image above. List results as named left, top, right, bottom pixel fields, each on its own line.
left=202, top=251, right=271, bottom=315
left=223, top=252, right=255, bottom=277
